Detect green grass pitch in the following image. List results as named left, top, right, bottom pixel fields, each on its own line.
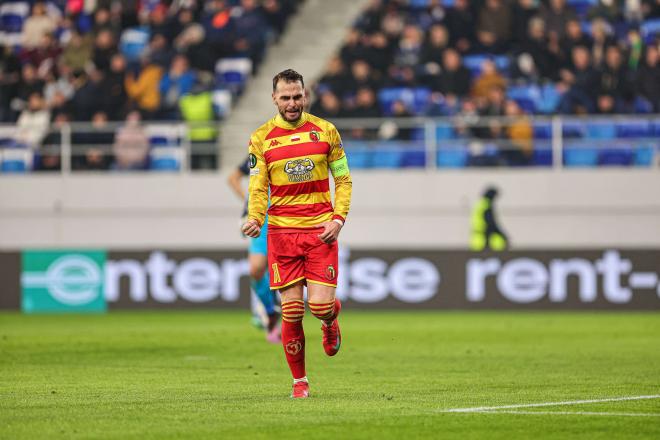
left=1, top=311, right=659, bottom=439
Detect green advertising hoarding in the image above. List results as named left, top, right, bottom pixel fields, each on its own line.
left=21, top=250, right=107, bottom=313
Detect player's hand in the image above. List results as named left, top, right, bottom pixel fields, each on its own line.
left=242, top=219, right=261, bottom=238
left=318, top=221, right=341, bottom=244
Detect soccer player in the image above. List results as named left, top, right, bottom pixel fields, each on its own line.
left=242, top=69, right=352, bottom=399
left=227, top=158, right=281, bottom=343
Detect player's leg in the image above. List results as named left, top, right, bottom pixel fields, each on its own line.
left=249, top=230, right=280, bottom=340
left=304, top=235, right=342, bottom=356
left=268, top=232, right=308, bottom=397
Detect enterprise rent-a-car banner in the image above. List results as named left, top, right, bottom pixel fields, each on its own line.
left=0, top=249, right=658, bottom=312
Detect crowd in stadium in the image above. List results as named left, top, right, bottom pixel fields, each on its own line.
left=0, top=0, right=301, bottom=170
left=311, top=0, right=660, bottom=119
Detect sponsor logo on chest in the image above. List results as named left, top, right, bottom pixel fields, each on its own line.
left=284, top=158, right=315, bottom=182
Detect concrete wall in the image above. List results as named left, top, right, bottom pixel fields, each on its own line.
left=1, top=169, right=659, bottom=250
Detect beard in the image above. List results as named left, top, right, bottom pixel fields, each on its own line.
left=279, top=106, right=302, bottom=123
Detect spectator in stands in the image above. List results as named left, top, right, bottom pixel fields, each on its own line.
left=349, top=87, right=382, bottom=118
left=13, top=64, right=45, bottom=116
left=310, top=90, right=346, bottom=120
left=22, top=1, right=58, bottom=49
left=420, top=24, right=449, bottom=72
left=596, top=45, right=634, bottom=112
left=558, top=45, right=598, bottom=113
left=20, top=33, right=62, bottom=78
left=476, top=0, right=513, bottom=53
left=112, top=110, right=149, bottom=170
left=503, top=99, right=533, bottom=166
left=174, top=24, right=215, bottom=73
left=394, top=25, right=424, bottom=68
left=386, top=65, right=418, bottom=88
left=354, top=0, right=385, bottom=34
left=119, top=17, right=151, bottom=64
left=636, top=45, right=660, bottom=111
left=93, top=29, right=118, bottom=72
left=144, top=33, right=174, bottom=69
left=125, top=55, right=163, bottom=119
left=340, top=29, right=369, bottom=68
left=560, top=19, right=593, bottom=63
left=471, top=59, right=507, bottom=101
left=159, top=54, right=196, bottom=119
left=262, top=0, right=288, bottom=39
left=588, top=0, right=622, bottom=21
left=43, top=70, right=74, bottom=115
left=516, top=17, right=560, bottom=81
left=60, top=30, right=94, bottom=72
left=179, top=77, right=217, bottom=169
left=387, top=100, right=415, bottom=140
left=590, top=18, right=616, bottom=68
left=445, top=0, right=476, bottom=54
left=347, top=60, right=380, bottom=94
left=540, top=0, right=577, bottom=39
left=93, top=7, right=122, bottom=37
left=512, top=0, right=539, bottom=46
left=16, top=92, right=51, bottom=154
left=233, top=0, right=268, bottom=71
left=429, top=49, right=471, bottom=102
left=37, top=112, right=69, bottom=172
left=72, top=111, right=114, bottom=171
left=0, top=47, right=21, bottom=122
left=364, top=32, right=393, bottom=75
left=317, top=57, right=349, bottom=98
left=103, top=54, right=128, bottom=120
left=68, top=69, right=99, bottom=121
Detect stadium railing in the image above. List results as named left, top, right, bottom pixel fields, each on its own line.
left=0, top=115, right=658, bottom=173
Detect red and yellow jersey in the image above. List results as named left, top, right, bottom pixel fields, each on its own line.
left=247, top=112, right=352, bottom=233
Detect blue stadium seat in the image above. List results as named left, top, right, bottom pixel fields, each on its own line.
left=564, top=144, right=598, bottom=167
left=371, top=145, right=403, bottom=168
left=0, top=146, right=30, bottom=173
left=533, top=122, right=552, bottom=139
left=436, top=123, right=455, bottom=140
left=215, top=58, right=253, bottom=95
left=377, top=87, right=431, bottom=116
left=538, top=84, right=562, bottom=114
left=149, top=157, right=179, bottom=171
left=598, top=147, right=633, bottom=166
left=0, top=1, right=30, bottom=46
left=616, top=121, right=652, bottom=138
left=532, top=145, right=552, bottom=167
left=507, top=84, right=541, bottom=113
left=632, top=144, right=654, bottom=166
left=586, top=122, right=616, bottom=139
left=562, top=120, right=586, bottom=138
left=567, top=0, right=598, bottom=17
left=437, top=146, right=468, bottom=168
left=347, top=149, right=370, bottom=169
left=641, top=18, right=660, bottom=44
left=463, top=55, right=510, bottom=77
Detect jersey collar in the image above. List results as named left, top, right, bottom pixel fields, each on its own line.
left=274, top=112, right=308, bottom=129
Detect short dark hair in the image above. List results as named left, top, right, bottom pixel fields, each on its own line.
left=272, top=69, right=304, bottom=92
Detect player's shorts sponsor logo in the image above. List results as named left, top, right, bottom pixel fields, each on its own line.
left=248, top=153, right=257, bottom=168
left=309, top=130, right=320, bottom=142
left=284, top=158, right=314, bottom=182
left=326, top=265, right=336, bottom=280
left=285, top=340, right=302, bottom=355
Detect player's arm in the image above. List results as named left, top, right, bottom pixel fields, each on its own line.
left=319, top=126, right=352, bottom=243
left=227, top=167, right=247, bottom=201
left=242, top=135, right=269, bottom=237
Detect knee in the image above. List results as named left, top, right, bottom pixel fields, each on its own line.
left=249, top=265, right=267, bottom=281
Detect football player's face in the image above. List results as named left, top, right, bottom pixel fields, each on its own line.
left=273, top=80, right=305, bottom=122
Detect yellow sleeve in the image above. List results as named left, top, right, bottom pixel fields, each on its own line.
left=328, top=125, right=352, bottom=223
left=247, top=134, right=269, bottom=227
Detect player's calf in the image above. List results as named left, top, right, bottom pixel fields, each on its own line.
left=309, top=298, right=342, bottom=356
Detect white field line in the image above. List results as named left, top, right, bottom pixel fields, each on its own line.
left=442, top=394, right=660, bottom=413
left=470, top=410, right=660, bottom=417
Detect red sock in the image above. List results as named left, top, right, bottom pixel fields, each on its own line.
left=309, top=298, right=341, bottom=325
left=281, top=300, right=306, bottom=379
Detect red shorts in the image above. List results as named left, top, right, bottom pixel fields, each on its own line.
left=267, top=231, right=338, bottom=290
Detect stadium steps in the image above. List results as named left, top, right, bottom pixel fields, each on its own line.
left=219, top=0, right=370, bottom=169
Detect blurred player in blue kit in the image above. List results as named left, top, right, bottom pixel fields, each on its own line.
left=228, top=157, right=281, bottom=343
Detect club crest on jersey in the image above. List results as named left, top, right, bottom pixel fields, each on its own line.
left=326, top=265, right=336, bottom=280
left=284, top=158, right=314, bottom=182
left=286, top=340, right=302, bottom=355
left=248, top=153, right=257, bottom=168
left=309, top=130, right=320, bottom=142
